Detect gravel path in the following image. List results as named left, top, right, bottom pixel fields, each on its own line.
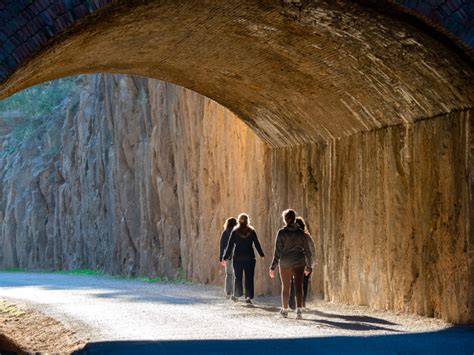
left=0, top=272, right=473, bottom=354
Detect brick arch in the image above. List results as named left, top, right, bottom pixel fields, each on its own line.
left=0, top=0, right=473, bottom=146
left=393, top=0, right=474, bottom=50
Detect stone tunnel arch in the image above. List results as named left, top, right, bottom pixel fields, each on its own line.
left=0, top=0, right=473, bottom=147
left=0, top=0, right=473, bottom=324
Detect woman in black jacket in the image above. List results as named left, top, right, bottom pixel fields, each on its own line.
left=219, top=217, right=238, bottom=298
left=223, top=213, right=265, bottom=304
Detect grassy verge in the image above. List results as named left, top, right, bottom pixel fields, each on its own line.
left=0, top=300, right=26, bottom=317
left=0, top=268, right=26, bottom=272
left=112, top=275, right=163, bottom=283
left=0, top=267, right=190, bottom=285
left=56, top=268, right=102, bottom=276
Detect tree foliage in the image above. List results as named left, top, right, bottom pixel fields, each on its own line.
left=0, top=77, right=79, bottom=145
left=0, top=77, right=79, bottom=118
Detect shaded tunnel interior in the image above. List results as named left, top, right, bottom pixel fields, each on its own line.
left=0, top=0, right=473, bottom=324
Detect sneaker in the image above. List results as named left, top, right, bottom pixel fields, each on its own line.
left=280, top=308, right=289, bottom=318
left=231, top=296, right=239, bottom=302
left=245, top=298, right=252, bottom=304
left=296, top=308, right=303, bottom=320
left=226, top=294, right=232, bottom=299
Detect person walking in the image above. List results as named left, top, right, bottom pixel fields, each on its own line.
left=219, top=217, right=238, bottom=298
left=288, top=216, right=316, bottom=310
left=269, top=209, right=312, bottom=319
left=223, top=213, right=265, bottom=304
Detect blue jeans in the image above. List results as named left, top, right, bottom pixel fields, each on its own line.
left=224, top=260, right=234, bottom=295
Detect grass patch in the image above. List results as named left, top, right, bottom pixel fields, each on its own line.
left=0, top=268, right=27, bottom=272
left=0, top=268, right=102, bottom=275
left=113, top=275, right=163, bottom=283
left=57, top=269, right=102, bottom=275
left=0, top=268, right=191, bottom=285
left=174, top=267, right=187, bottom=284
left=0, top=300, right=26, bottom=317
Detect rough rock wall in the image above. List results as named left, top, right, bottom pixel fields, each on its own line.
left=319, top=110, right=473, bottom=324
left=0, top=74, right=276, bottom=288
left=148, top=81, right=274, bottom=288
left=0, top=113, right=63, bottom=270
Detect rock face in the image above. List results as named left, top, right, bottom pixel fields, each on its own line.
left=0, top=74, right=274, bottom=288
left=319, top=110, right=473, bottom=324
left=0, top=74, right=472, bottom=323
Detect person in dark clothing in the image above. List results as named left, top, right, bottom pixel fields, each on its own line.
left=288, top=216, right=316, bottom=310
left=223, top=213, right=265, bottom=304
left=219, top=217, right=238, bottom=298
left=269, top=209, right=312, bottom=319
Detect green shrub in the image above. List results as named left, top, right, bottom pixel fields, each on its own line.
left=174, top=267, right=187, bottom=283
left=0, top=77, right=79, bottom=118
left=0, top=77, right=80, bottom=147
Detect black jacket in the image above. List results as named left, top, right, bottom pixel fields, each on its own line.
left=270, top=223, right=312, bottom=270
left=219, top=228, right=233, bottom=262
left=223, top=227, right=265, bottom=261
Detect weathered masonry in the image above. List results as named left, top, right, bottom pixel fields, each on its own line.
left=0, top=1, right=473, bottom=323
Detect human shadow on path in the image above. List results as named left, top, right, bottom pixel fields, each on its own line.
left=242, top=304, right=280, bottom=313
left=244, top=303, right=398, bottom=330
left=306, top=308, right=398, bottom=326
left=74, top=327, right=474, bottom=355
left=306, top=318, right=400, bottom=332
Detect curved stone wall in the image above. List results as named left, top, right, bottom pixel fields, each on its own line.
left=394, top=0, right=474, bottom=49
left=1, top=1, right=472, bottom=85
left=1, top=1, right=473, bottom=146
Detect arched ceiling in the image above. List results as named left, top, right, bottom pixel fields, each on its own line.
left=0, top=0, right=473, bottom=147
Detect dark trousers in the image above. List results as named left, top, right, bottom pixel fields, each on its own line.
left=289, top=271, right=312, bottom=309
left=280, top=265, right=305, bottom=309
left=233, top=259, right=256, bottom=299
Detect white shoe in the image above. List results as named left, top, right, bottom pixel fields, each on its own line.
left=296, top=308, right=303, bottom=320
left=280, top=308, right=289, bottom=318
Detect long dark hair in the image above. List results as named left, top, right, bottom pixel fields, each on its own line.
left=224, top=217, right=237, bottom=230
left=295, top=216, right=309, bottom=234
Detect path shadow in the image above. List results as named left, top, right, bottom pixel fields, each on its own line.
left=0, top=334, right=25, bottom=355
left=74, top=327, right=474, bottom=355
left=244, top=301, right=397, bottom=326
left=243, top=304, right=280, bottom=313
left=307, top=318, right=400, bottom=332
left=306, top=309, right=398, bottom=326
left=245, top=303, right=398, bottom=332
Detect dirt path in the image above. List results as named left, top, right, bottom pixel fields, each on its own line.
left=0, top=299, right=84, bottom=353
left=0, top=272, right=473, bottom=354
